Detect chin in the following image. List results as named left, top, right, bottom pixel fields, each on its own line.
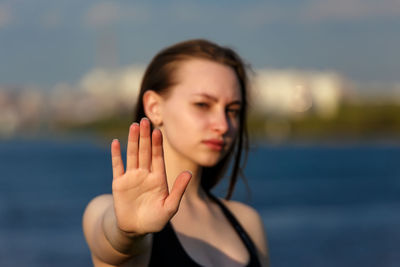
left=197, top=155, right=223, bottom=167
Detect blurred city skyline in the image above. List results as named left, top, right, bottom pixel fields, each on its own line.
left=0, top=0, right=400, bottom=90
left=2, top=65, right=400, bottom=139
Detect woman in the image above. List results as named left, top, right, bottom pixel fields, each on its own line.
left=83, top=39, right=269, bottom=266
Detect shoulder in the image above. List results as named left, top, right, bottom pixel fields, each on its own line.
left=221, top=199, right=265, bottom=237
left=85, top=194, right=113, bottom=210
left=83, top=194, right=113, bottom=226
left=221, top=199, right=270, bottom=266
left=221, top=199, right=261, bottom=225
left=82, top=194, right=113, bottom=244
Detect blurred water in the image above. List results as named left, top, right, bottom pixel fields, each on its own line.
left=0, top=139, right=399, bottom=266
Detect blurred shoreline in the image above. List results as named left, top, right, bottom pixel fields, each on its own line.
left=1, top=67, right=400, bottom=143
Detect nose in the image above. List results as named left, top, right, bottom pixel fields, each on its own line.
left=212, top=110, right=229, bottom=134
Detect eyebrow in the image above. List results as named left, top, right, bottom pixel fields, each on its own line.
left=192, top=93, right=242, bottom=105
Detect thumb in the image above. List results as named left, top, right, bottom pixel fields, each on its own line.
left=164, top=171, right=192, bottom=215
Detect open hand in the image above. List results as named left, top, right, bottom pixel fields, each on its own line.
left=111, top=118, right=191, bottom=235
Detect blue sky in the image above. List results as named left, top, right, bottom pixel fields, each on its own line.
left=1, top=0, right=399, bottom=89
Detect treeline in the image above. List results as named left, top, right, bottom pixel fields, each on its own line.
left=249, top=102, right=400, bottom=142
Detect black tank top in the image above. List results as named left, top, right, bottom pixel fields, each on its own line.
left=148, top=194, right=262, bottom=267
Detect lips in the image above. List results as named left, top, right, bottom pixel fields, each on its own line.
left=202, top=139, right=225, bottom=151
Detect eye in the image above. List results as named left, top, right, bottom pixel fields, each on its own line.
left=194, top=102, right=210, bottom=109
left=227, top=107, right=241, bottom=117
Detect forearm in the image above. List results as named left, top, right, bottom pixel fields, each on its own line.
left=83, top=195, right=152, bottom=265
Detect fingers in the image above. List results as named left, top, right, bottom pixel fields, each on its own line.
left=151, top=128, right=165, bottom=174
left=126, top=123, right=139, bottom=170
left=164, top=171, right=192, bottom=214
left=138, top=118, right=151, bottom=170
left=111, top=139, right=124, bottom=179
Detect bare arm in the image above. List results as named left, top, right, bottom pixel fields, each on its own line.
left=83, top=118, right=192, bottom=266
left=83, top=194, right=152, bottom=266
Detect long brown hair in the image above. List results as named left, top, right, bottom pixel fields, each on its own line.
left=134, top=39, right=249, bottom=199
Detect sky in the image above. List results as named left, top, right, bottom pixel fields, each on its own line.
left=0, top=0, right=399, bottom=90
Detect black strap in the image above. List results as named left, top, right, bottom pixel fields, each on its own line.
left=207, top=193, right=261, bottom=267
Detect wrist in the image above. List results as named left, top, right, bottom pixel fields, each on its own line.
left=102, top=204, right=150, bottom=255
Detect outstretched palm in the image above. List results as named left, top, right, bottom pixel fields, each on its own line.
left=111, top=118, right=191, bottom=235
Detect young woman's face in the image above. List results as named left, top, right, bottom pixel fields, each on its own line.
left=159, top=59, right=242, bottom=167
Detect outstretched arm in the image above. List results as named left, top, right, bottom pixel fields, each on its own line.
left=83, top=118, right=192, bottom=266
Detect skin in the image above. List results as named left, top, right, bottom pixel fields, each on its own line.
left=83, top=59, right=270, bottom=267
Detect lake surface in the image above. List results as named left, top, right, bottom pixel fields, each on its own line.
left=0, top=138, right=399, bottom=266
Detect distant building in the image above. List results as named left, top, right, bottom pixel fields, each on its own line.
left=251, top=69, right=344, bottom=119
left=0, top=89, right=19, bottom=137
left=48, top=65, right=145, bottom=123
left=0, top=86, right=44, bottom=136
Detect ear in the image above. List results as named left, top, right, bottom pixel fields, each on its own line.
left=143, top=90, right=163, bottom=127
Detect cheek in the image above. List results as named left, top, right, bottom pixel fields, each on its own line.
left=167, top=103, right=207, bottom=126
left=162, top=103, right=202, bottom=138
